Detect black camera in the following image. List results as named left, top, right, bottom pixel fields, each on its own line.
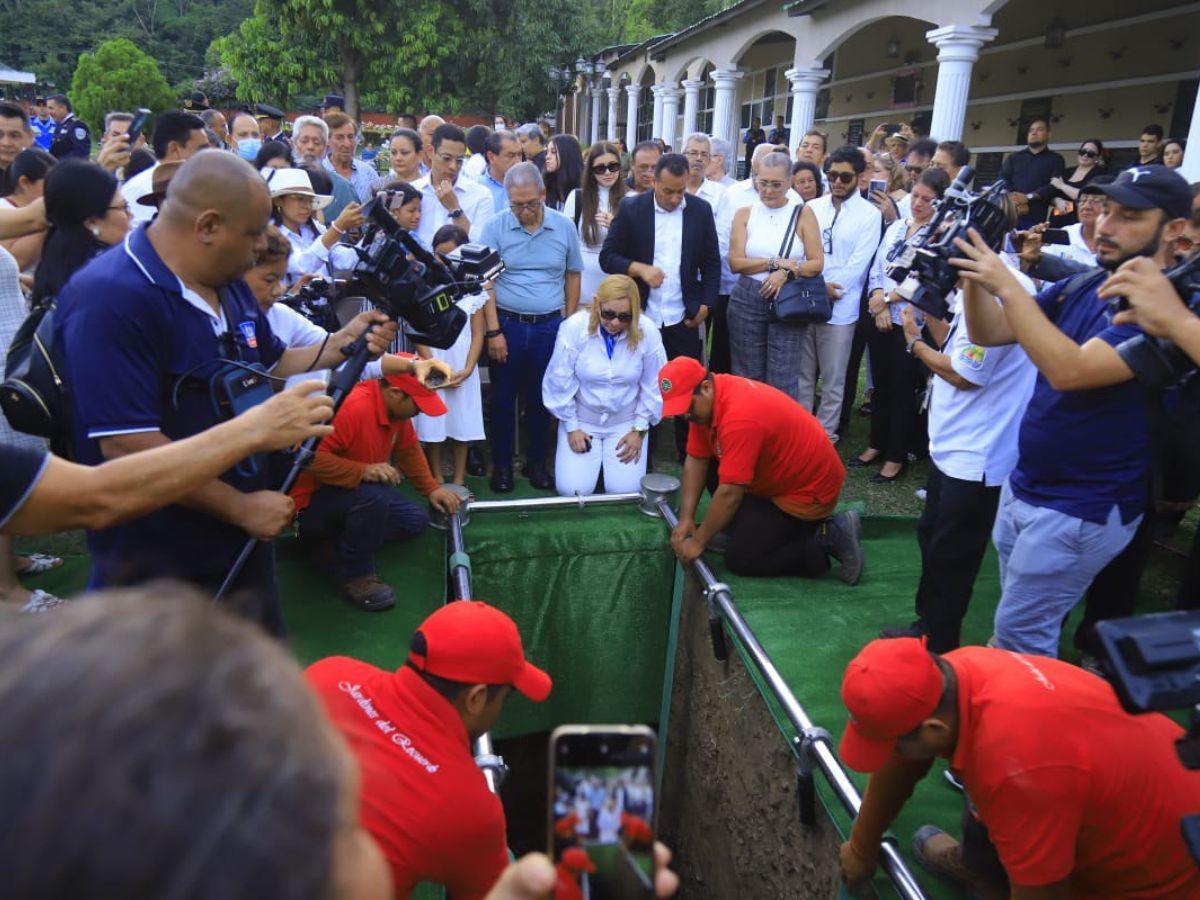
left=1114, top=252, right=1200, bottom=390
left=280, top=277, right=346, bottom=332
left=342, top=196, right=504, bottom=348
left=885, top=166, right=1012, bottom=321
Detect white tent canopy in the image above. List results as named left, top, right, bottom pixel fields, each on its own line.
left=0, top=64, right=36, bottom=85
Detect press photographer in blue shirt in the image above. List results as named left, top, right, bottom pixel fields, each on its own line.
left=54, top=152, right=398, bottom=633
left=950, top=164, right=1193, bottom=659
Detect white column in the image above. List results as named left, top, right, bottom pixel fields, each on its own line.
left=784, top=65, right=829, bottom=156
left=660, top=84, right=682, bottom=149
left=925, top=24, right=997, bottom=142
left=1181, top=84, right=1200, bottom=182
left=589, top=87, right=603, bottom=146
left=681, top=79, right=703, bottom=138
left=651, top=84, right=666, bottom=140
left=710, top=68, right=744, bottom=151
left=606, top=85, right=621, bottom=142
left=625, top=83, right=641, bottom=150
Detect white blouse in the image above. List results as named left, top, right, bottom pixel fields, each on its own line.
left=542, top=310, right=667, bottom=433
left=281, top=219, right=359, bottom=283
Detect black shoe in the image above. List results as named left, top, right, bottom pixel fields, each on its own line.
left=525, top=465, right=553, bottom=490
left=817, top=509, right=865, bottom=585
left=870, top=466, right=904, bottom=484
left=847, top=453, right=880, bottom=469
left=879, top=622, right=924, bottom=640
left=466, top=445, right=487, bottom=477
left=490, top=466, right=514, bottom=493
left=341, top=576, right=396, bottom=612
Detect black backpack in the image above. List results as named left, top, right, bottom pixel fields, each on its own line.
left=0, top=298, right=72, bottom=456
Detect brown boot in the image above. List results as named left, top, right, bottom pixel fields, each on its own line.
left=913, top=826, right=1007, bottom=900
left=341, top=576, right=395, bottom=612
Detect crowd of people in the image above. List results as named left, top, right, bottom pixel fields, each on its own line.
left=0, top=82, right=1199, bottom=899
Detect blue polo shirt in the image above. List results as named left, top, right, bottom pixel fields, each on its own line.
left=1008, top=271, right=1150, bottom=524
left=54, top=226, right=285, bottom=588
left=479, top=207, right=582, bottom=315
left=475, top=168, right=507, bottom=213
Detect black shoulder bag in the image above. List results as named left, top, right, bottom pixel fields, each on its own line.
left=769, top=202, right=831, bottom=324
left=0, top=298, right=73, bottom=456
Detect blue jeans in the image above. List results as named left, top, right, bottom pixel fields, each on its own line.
left=299, top=483, right=429, bottom=581
left=488, top=315, right=561, bottom=469
left=991, top=480, right=1141, bottom=658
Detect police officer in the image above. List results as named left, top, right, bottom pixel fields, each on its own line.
left=182, top=90, right=209, bottom=113
left=255, top=103, right=290, bottom=148
left=46, top=93, right=90, bottom=160
left=319, top=94, right=345, bottom=117
left=29, top=97, right=52, bottom=151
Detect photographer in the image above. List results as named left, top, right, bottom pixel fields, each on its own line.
left=54, top=152, right=400, bottom=633
left=951, top=164, right=1193, bottom=658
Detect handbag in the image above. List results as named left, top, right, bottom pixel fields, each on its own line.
left=768, top=202, right=831, bottom=324
left=0, top=298, right=73, bottom=456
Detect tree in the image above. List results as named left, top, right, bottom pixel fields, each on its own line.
left=69, top=38, right=177, bottom=132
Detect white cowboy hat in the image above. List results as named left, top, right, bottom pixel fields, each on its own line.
left=261, top=167, right=333, bottom=210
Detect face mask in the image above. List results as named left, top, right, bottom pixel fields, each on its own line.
left=236, top=138, right=262, bottom=161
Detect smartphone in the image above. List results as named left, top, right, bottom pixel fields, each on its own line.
left=869, top=179, right=887, bottom=196
left=1041, top=228, right=1071, bottom=246
left=128, top=108, right=151, bottom=144
left=549, top=725, right=658, bottom=899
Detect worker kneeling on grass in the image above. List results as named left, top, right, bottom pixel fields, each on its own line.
left=838, top=637, right=1200, bottom=899
left=659, top=356, right=863, bottom=582
left=290, top=369, right=464, bottom=612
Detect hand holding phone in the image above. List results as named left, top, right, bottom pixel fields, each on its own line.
left=128, top=108, right=151, bottom=145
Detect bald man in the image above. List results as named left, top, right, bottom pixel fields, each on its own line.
left=53, top=152, right=400, bottom=634
left=418, top=114, right=445, bottom=175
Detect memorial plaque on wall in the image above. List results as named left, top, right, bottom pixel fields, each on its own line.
left=973, top=152, right=1004, bottom=187
left=846, top=119, right=864, bottom=146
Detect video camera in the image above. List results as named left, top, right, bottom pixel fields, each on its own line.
left=280, top=277, right=345, bottom=333
left=1114, top=252, right=1200, bottom=390
left=338, top=195, right=504, bottom=349
left=885, top=166, right=1012, bottom=321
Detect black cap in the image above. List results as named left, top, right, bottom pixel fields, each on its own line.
left=34, top=96, right=45, bottom=104
left=1079, top=174, right=1115, bottom=196
left=322, top=94, right=345, bottom=110
left=183, top=90, right=209, bottom=111
left=1098, top=165, right=1192, bottom=220
left=255, top=103, right=285, bottom=120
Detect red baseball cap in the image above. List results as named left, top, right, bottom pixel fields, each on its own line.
left=658, top=357, right=707, bottom=418
left=838, top=638, right=943, bottom=773
left=384, top=372, right=447, bottom=417
left=407, top=601, right=552, bottom=702
left=561, top=848, right=597, bottom=874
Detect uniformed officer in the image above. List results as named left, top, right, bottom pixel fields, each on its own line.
left=182, top=90, right=209, bottom=113
left=29, top=97, right=53, bottom=151
left=255, top=103, right=290, bottom=147
left=320, top=94, right=345, bottom=116
left=46, top=93, right=90, bottom=160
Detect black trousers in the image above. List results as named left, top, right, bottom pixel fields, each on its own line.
left=656, top=321, right=704, bottom=460
left=959, top=798, right=1011, bottom=891
left=707, top=294, right=732, bottom=374
left=867, top=326, right=921, bottom=464
left=914, top=462, right=1001, bottom=653
left=725, top=494, right=831, bottom=578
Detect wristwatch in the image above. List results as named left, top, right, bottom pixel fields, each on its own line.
left=905, top=335, right=924, bottom=355
left=448, top=208, right=464, bottom=220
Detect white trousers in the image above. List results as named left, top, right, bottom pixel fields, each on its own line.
left=554, top=420, right=647, bottom=497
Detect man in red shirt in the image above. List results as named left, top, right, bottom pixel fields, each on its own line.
left=306, top=600, right=553, bottom=900
left=291, top=371, right=463, bottom=611
left=554, top=847, right=596, bottom=900
left=837, top=637, right=1200, bottom=899
left=658, top=356, right=863, bottom=583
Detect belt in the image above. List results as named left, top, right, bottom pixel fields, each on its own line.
left=498, top=308, right=561, bottom=324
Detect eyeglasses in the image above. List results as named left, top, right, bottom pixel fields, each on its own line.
left=599, top=309, right=633, bottom=322
left=1078, top=194, right=1105, bottom=207
left=109, top=201, right=130, bottom=214
left=822, top=205, right=842, bottom=254
left=436, top=153, right=464, bottom=166
left=591, top=161, right=622, bottom=175
left=828, top=170, right=857, bottom=184
left=1078, top=148, right=1098, bottom=158
left=283, top=194, right=318, bottom=207
left=757, top=179, right=786, bottom=191
left=509, top=199, right=543, bottom=212
left=905, top=164, right=926, bottom=176
left=683, top=150, right=710, bottom=159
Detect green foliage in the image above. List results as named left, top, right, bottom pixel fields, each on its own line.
left=68, top=38, right=176, bottom=132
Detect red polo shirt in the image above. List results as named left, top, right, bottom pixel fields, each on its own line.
left=945, top=647, right=1200, bottom=895
left=685, top=374, right=844, bottom=519
left=306, top=657, right=509, bottom=900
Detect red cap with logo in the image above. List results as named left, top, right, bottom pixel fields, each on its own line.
left=658, top=357, right=708, bottom=418
left=407, top=601, right=552, bottom=702
left=561, top=848, right=597, bottom=874
left=838, top=637, right=944, bottom=772
left=384, top=372, right=447, bottom=417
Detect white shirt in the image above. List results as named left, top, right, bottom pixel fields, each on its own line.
left=412, top=174, right=494, bottom=246
left=649, top=196, right=686, bottom=327
left=121, top=164, right=159, bottom=224
left=743, top=198, right=805, bottom=283
left=542, top=310, right=666, bottom=432
left=462, top=153, right=487, bottom=181
left=1044, top=221, right=1097, bottom=268
left=807, top=192, right=882, bottom=325
left=895, top=193, right=913, bottom=220
left=928, top=283, right=1038, bottom=486
left=690, top=178, right=726, bottom=209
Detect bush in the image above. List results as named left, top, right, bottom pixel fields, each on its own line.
left=69, top=38, right=177, bottom=134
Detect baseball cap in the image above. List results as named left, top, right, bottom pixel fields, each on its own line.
left=838, top=637, right=944, bottom=773
left=561, top=848, right=597, bottom=874
left=407, top=601, right=552, bottom=702
left=658, top=356, right=708, bottom=418
left=1097, top=164, right=1192, bottom=220
left=383, top=372, right=448, bottom=417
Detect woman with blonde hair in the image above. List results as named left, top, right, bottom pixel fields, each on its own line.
left=543, top=274, right=667, bottom=496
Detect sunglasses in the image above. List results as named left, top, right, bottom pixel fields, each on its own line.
left=828, top=170, right=857, bottom=184
left=1078, top=148, right=1098, bottom=158
left=905, top=165, right=925, bottom=175
left=591, top=161, right=621, bottom=174
left=599, top=309, right=633, bottom=322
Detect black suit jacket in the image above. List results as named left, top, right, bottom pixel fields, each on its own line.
left=598, top=191, right=720, bottom=321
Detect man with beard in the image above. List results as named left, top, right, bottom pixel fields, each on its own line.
left=949, top=164, right=1193, bottom=659
left=1000, top=119, right=1065, bottom=229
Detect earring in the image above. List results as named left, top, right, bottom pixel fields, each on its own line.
left=91, top=226, right=101, bottom=238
